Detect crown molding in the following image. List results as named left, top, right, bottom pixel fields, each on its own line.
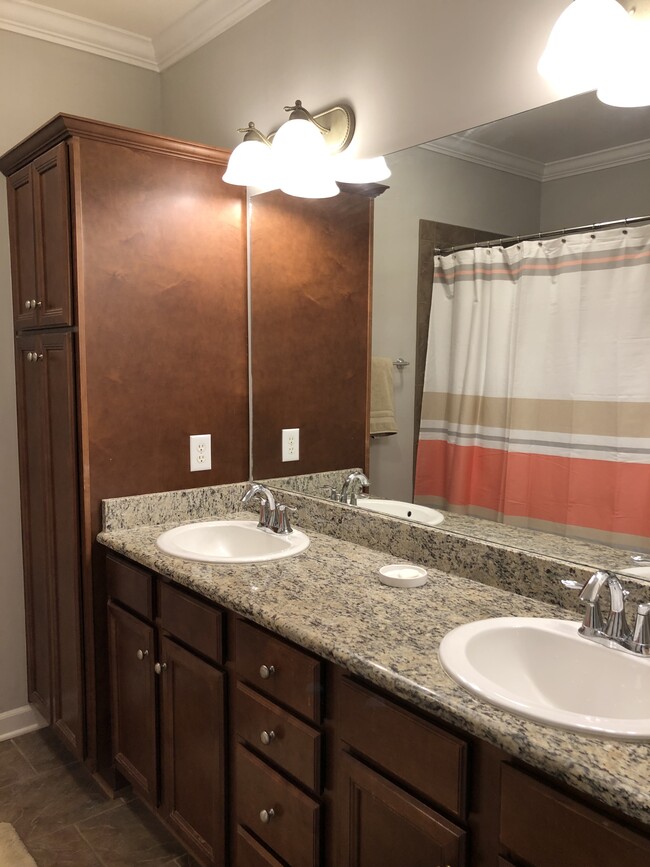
left=421, top=137, right=545, bottom=181
left=154, top=0, right=272, bottom=71
left=0, top=0, right=272, bottom=72
left=0, top=0, right=157, bottom=69
left=421, top=133, right=650, bottom=183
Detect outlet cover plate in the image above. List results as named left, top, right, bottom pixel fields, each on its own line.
left=190, top=434, right=212, bottom=471
left=282, top=428, right=299, bottom=462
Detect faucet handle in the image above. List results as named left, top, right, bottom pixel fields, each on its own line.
left=276, top=504, right=297, bottom=535
left=627, top=603, right=650, bottom=655
left=322, top=485, right=339, bottom=501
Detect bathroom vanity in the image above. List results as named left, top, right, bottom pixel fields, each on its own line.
left=98, top=485, right=650, bottom=867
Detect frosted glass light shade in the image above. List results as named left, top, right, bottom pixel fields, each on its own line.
left=537, top=0, right=630, bottom=96
left=331, top=155, right=391, bottom=183
left=223, top=140, right=277, bottom=188
left=598, top=20, right=650, bottom=107
left=271, top=118, right=339, bottom=198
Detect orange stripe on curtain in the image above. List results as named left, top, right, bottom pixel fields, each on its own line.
left=414, top=441, right=650, bottom=538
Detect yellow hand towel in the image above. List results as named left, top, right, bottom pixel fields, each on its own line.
left=370, top=357, right=398, bottom=436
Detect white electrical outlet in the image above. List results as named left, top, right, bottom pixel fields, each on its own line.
left=282, top=428, right=299, bottom=462
left=190, top=434, right=212, bottom=471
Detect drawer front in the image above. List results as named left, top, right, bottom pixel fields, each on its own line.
left=159, top=581, right=223, bottom=664
left=106, top=553, right=153, bottom=620
left=500, top=765, right=650, bottom=867
left=236, top=745, right=320, bottom=867
left=338, top=676, right=467, bottom=819
left=236, top=682, right=321, bottom=792
left=235, top=619, right=321, bottom=722
left=236, top=826, right=284, bottom=867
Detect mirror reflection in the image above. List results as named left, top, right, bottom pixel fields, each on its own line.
left=251, top=91, right=650, bottom=573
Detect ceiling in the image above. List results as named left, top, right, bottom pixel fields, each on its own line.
left=0, top=0, right=271, bottom=70
left=426, top=91, right=650, bottom=181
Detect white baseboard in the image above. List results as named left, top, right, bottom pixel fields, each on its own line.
left=0, top=704, right=47, bottom=742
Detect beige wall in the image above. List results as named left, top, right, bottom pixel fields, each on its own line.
left=0, top=30, right=162, bottom=719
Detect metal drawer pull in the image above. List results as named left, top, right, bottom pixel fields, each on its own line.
left=259, top=808, right=275, bottom=824
left=260, top=730, right=276, bottom=745
left=136, top=649, right=148, bottom=661
left=154, top=662, right=167, bottom=674
left=259, top=664, right=275, bottom=679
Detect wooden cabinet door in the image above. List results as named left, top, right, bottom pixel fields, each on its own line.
left=15, top=335, right=52, bottom=719
left=339, top=752, right=466, bottom=867
left=8, top=165, right=38, bottom=329
left=32, top=143, right=73, bottom=327
left=108, top=602, right=158, bottom=802
left=41, top=331, right=84, bottom=755
left=7, top=143, right=72, bottom=329
left=160, top=636, right=226, bottom=866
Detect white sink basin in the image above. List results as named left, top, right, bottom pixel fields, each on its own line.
left=439, top=617, right=650, bottom=739
left=622, top=565, right=650, bottom=580
left=156, top=520, right=310, bottom=564
left=355, top=498, right=444, bottom=526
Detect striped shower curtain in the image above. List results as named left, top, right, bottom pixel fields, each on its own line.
left=414, top=225, right=650, bottom=550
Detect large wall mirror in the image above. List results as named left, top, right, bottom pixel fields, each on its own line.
left=249, top=90, right=650, bottom=573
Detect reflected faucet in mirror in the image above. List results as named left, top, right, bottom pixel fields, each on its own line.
left=338, top=471, right=370, bottom=505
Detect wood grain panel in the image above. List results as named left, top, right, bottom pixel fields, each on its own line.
left=250, top=190, right=372, bottom=479
left=159, top=581, right=223, bottom=663
left=7, top=165, right=38, bottom=329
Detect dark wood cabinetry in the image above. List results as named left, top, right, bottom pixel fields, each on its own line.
left=107, top=554, right=227, bottom=866
left=104, top=550, right=650, bottom=867
left=15, top=330, right=83, bottom=754
left=2, top=115, right=249, bottom=774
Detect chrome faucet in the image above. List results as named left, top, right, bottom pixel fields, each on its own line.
left=339, top=471, right=370, bottom=505
left=578, top=570, right=650, bottom=656
left=241, top=483, right=276, bottom=530
left=240, top=484, right=296, bottom=534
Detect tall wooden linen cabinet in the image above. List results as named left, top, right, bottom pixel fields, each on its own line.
left=1, top=115, right=249, bottom=776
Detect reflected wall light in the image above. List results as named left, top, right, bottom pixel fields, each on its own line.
left=538, top=0, right=650, bottom=107
left=223, top=99, right=391, bottom=198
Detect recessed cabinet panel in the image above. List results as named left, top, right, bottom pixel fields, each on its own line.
left=159, top=582, right=223, bottom=663
left=160, top=636, right=226, bottom=866
left=236, top=744, right=320, bottom=867
left=500, top=764, right=650, bottom=867
left=339, top=752, right=466, bottom=867
left=235, top=619, right=322, bottom=722
left=15, top=334, right=52, bottom=720
left=107, top=601, right=157, bottom=801
left=7, top=166, right=38, bottom=329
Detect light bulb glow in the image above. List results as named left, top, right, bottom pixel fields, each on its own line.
left=537, top=0, right=630, bottom=96
left=272, top=118, right=339, bottom=198
left=223, top=140, right=277, bottom=188
left=332, top=155, right=392, bottom=183
left=597, top=19, right=650, bottom=107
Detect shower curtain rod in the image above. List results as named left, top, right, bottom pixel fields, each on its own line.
left=434, top=213, right=650, bottom=256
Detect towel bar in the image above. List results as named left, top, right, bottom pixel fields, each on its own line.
left=393, top=358, right=409, bottom=369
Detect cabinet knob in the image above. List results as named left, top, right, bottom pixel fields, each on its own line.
left=24, top=300, right=32, bottom=310
left=259, top=808, right=275, bottom=824
left=26, top=352, right=34, bottom=362
left=259, top=664, right=275, bottom=679
left=35, top=300, right=42, bottom=308
left=136, top=649, right=148, bottom=661
left=154, top=662, right=167, bottom=675
left=260, top=730, right=276, bottom=745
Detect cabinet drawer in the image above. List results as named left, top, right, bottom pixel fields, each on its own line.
left=338, top=676, right=467, bottom=819
left=236, top=682, right=321, bottom=792
left=159, top=581, right=223, bottom=664
left=500, top=764, right=650, bottom=867
left=235, top=619, right=321, bottom=722
left=236, top=826, right=284, bottom=867
left=236, top=745, right=320, bottom=867
left=106, top=553, right=153, bottom=620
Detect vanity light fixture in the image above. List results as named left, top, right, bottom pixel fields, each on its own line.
left=538, top=0, right=650, bottom=107
left=223, top=99, right=391, bottom=198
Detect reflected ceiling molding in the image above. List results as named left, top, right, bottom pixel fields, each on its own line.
left=421, top=134, right=650, bottom=182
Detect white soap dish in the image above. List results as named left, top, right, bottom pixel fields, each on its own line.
left=378, top=564, right=428, bottom=588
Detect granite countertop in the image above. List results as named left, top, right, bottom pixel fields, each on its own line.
left=98, top=510, right=650, bottom=829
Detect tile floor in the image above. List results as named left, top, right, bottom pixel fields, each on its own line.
left=0, top=729, right=199, bottom=866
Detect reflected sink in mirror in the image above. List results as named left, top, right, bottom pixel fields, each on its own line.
left=355, top=497, right=444, bottom=526
left=439, top=617, right=650, bottom=739
left=156, top=520, right=310, bottom=564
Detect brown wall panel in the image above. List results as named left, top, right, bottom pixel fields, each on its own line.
left=250, top=190, right=372, bottom=479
